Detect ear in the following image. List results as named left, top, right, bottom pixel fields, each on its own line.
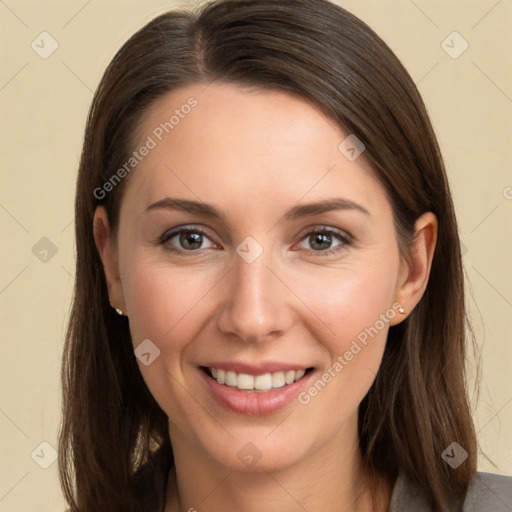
left=390, top=212, right=438, bottom=326
left=93, top=206, right=126, bottom=313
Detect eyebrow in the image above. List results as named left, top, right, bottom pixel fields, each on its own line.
left=144, top=197, right=370, bottom=220
left=284, top=198, right=370, bottom=220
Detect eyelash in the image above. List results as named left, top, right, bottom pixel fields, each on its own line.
left=157, top=225, right=353, bottom=257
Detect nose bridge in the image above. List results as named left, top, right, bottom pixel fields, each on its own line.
left=216, top=247, right=292, bottom=342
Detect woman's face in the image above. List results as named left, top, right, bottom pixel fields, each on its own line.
left=106, top=82, right=410, bottom=471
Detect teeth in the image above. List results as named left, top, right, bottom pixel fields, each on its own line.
left=271, top=371, right=286, bottom=388
left=208, top=368, right=308, bottom=392
left=225, top=371, right=237, bottom=387
left=237, top=373, right=254, bottom=390
left=254, top=373, right=272, bottom=391
left=294, top=369, right=305, bottom=381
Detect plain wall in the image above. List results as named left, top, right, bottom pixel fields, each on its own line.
left=0, top=0, right=510, bottom=510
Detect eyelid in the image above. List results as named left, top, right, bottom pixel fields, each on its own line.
left=294, top=225, right=353, bottom=244
left=160, top=224, right=210, bottom=241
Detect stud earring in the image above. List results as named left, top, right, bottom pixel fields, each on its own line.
left=397, top=305, right=405, bottom=314
left=114, top=307, right=125, bottom=316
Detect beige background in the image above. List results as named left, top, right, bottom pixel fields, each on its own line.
left=0, top=0, right=511, bottom=510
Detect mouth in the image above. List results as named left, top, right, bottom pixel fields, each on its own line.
left=202, top=366, right=312, bottom=392
left=199, top=365, right=315, bottom=415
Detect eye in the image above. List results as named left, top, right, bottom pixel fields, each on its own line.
left=297, top=227, right=352, bottom=256
left=159, top=226, right=217, bottom=253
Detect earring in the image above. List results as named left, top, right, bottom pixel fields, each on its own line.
left=114, top=307, right=125, bottom=316
left=397, top=305, right=405, bottom=314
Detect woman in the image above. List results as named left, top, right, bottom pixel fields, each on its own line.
left=58, top=0, right=512, bottom=511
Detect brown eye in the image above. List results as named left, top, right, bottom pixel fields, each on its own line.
left=160, top=227, right=216, bottom=253
left=309, top=232, right=333, bottom=251
left=297, top=227, right=352, bottom=256
left=179, top=231, right=203, bottom=250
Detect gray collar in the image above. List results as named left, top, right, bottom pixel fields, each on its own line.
left=389, top=471, right=512, bottom=512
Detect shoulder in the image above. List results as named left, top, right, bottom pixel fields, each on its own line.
left=462, top=472, right=512, bottom=511
left=390, top=471, right=512, bottom=512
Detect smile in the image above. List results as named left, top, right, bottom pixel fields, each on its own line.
left=200, top=365, right=315, bottom=415
left=207, top=367, right=308, bottom=392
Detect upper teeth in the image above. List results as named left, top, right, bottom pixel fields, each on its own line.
left=210, top=368, right=306, bottom=391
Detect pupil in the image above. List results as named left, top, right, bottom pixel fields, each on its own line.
left=311, top=233, right=331, bottom=250
left=180, top=232, right=202, bottom=250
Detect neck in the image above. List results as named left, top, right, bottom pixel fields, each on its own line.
left=164, top=417, right=392, bottom=512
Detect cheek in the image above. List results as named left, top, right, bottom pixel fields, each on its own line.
left=121, top=260, right=222, bottom=419
left=290, top=249, right=399, bottom=409
left=290, top=253, right=399, bottom=347
left=122, top=261, right=219, bottom=349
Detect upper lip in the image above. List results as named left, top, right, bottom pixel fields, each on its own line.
left=201, top=361, right=311, bottom=375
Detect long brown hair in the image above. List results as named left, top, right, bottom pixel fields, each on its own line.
left=59, top=0, right=477, bottom=510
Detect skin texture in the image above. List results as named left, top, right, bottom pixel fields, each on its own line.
left=94, top=83, right=437, bottom=512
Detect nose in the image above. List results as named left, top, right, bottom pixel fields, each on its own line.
left=216, top=250, right=294, bottom=343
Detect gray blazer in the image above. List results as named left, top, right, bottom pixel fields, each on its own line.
left=390, top=472, right=512, bottom=511
left=133, top=453, right=512, bottom=512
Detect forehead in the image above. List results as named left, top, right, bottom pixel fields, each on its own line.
left=123, top=82, right=389, bottom=220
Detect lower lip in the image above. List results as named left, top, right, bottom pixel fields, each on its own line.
left=200, top=368, right=313, bottom=415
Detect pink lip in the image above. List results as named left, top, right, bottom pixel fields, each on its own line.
left=202, top=361, right=309, bottom=375
left=199, top=367, right=313, bottom=416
